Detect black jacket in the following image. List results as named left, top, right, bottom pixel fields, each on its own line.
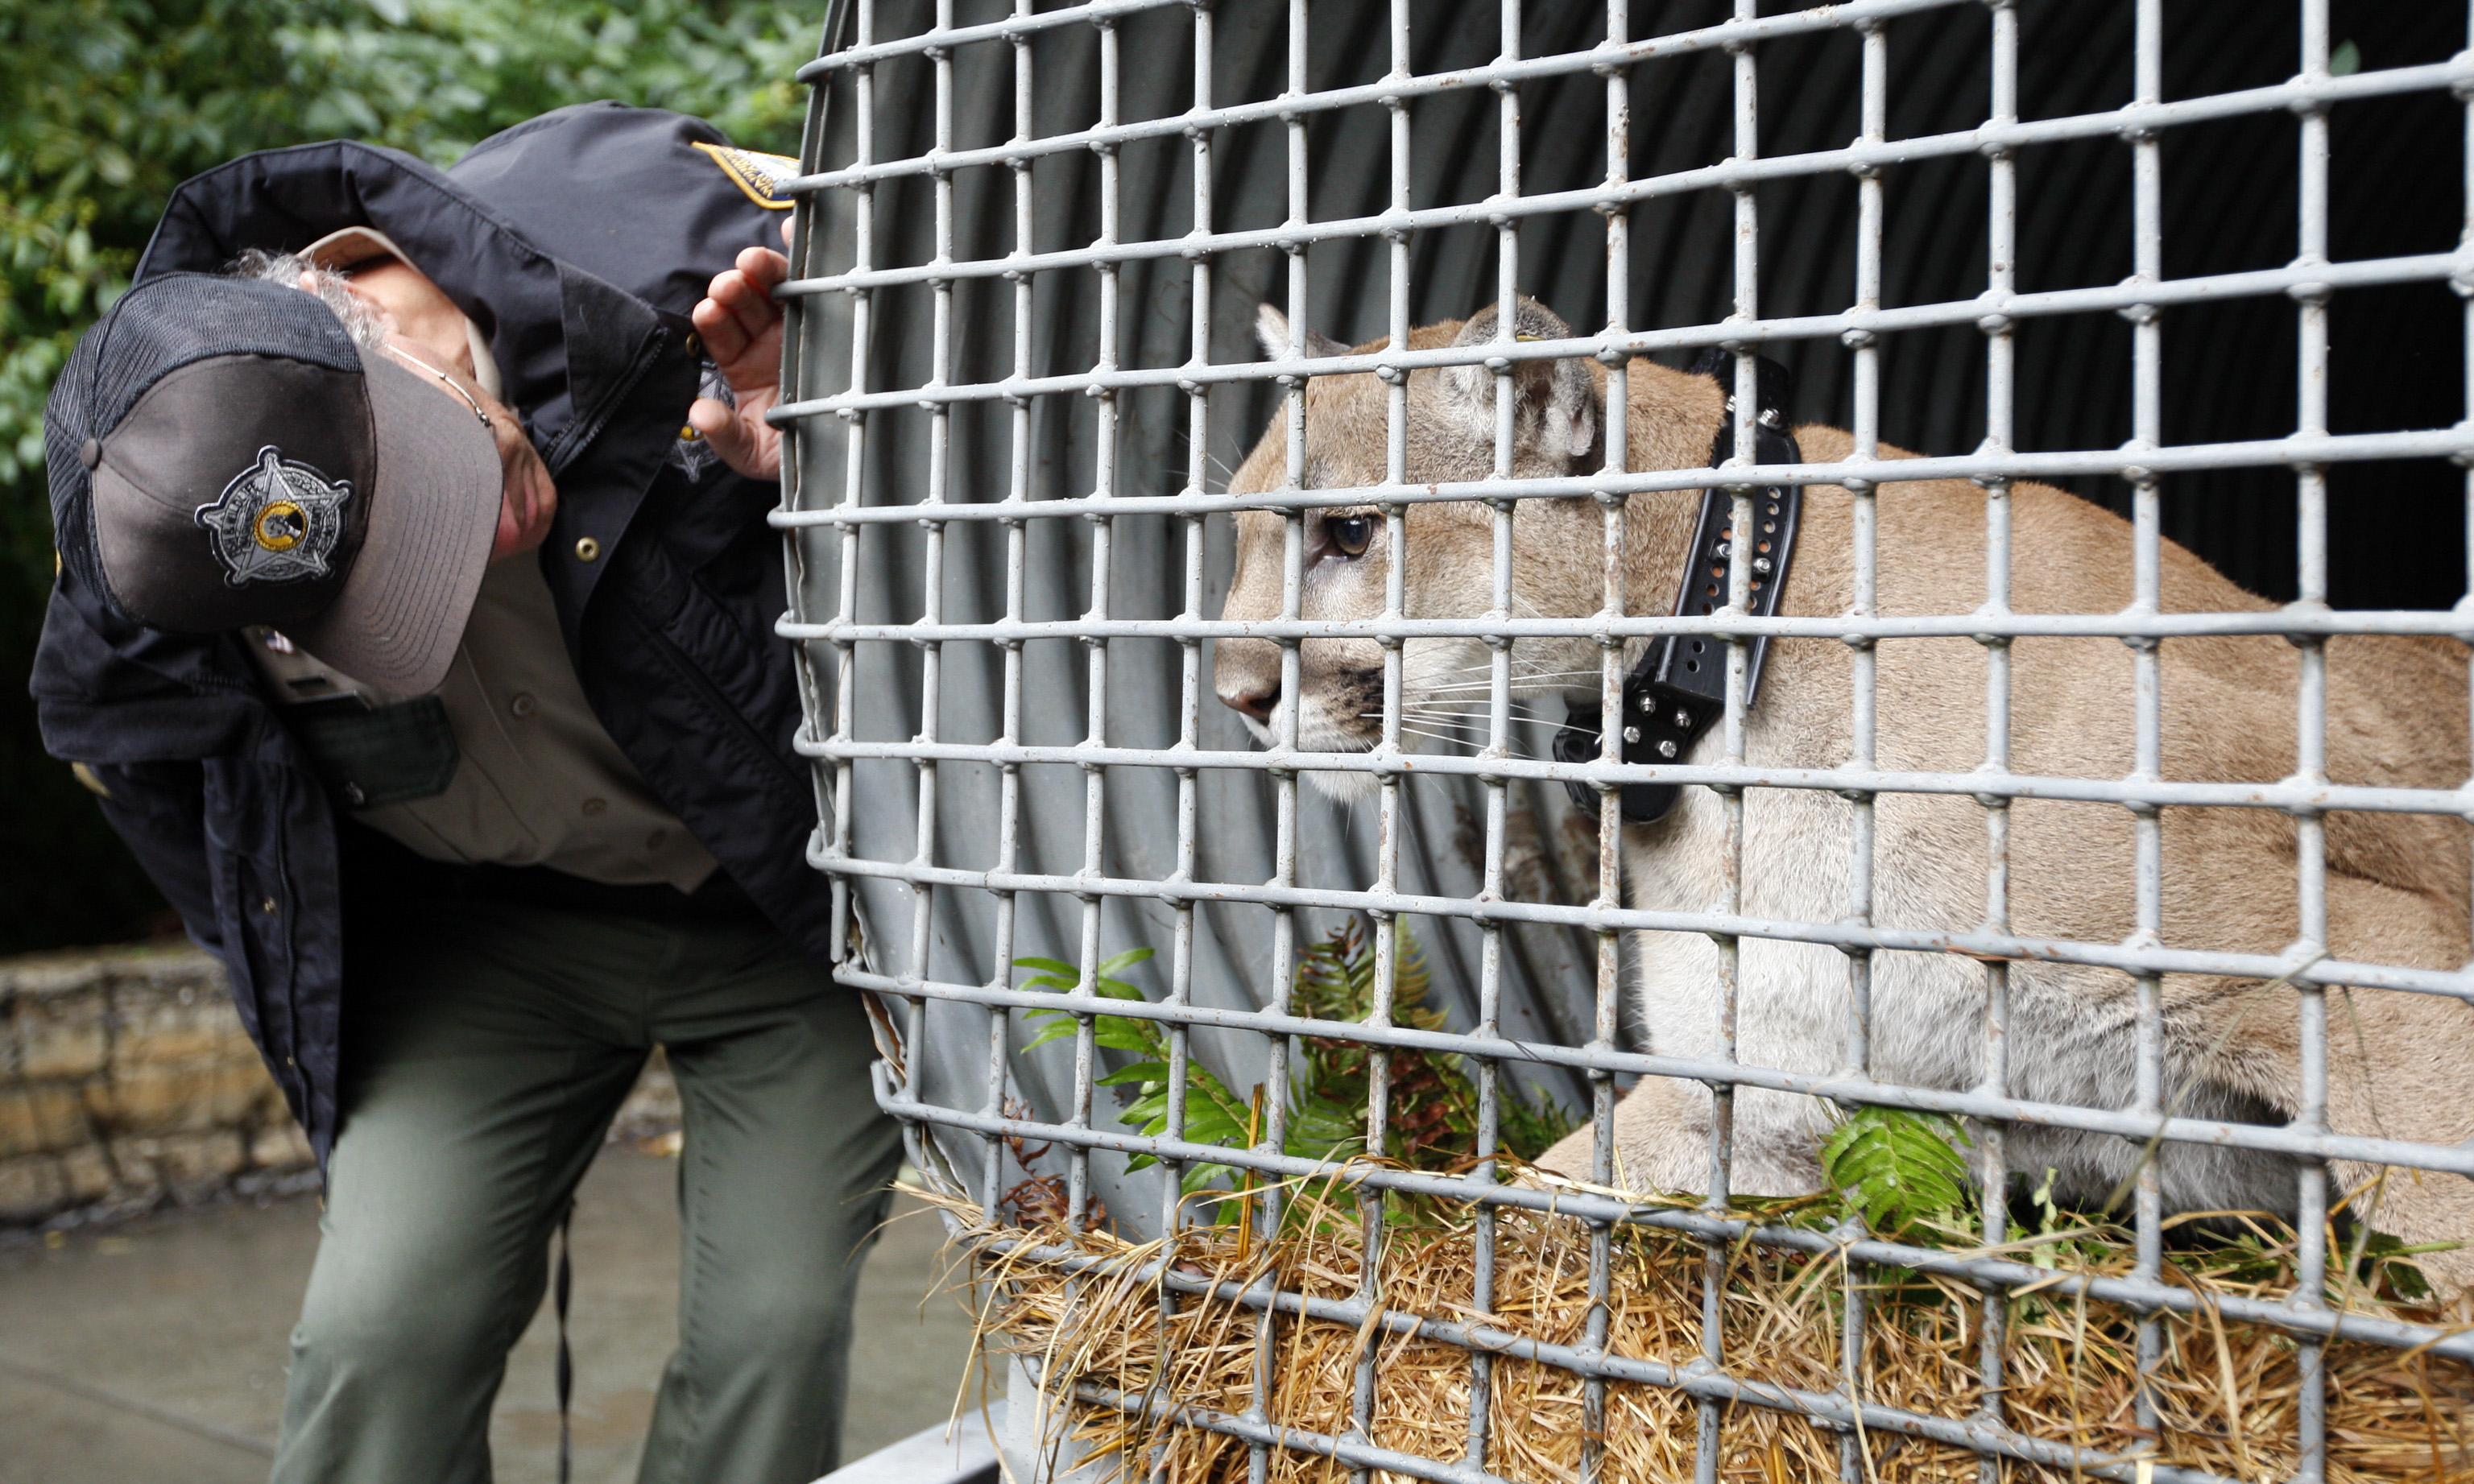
left=31, top=103, right=820, bottom=1160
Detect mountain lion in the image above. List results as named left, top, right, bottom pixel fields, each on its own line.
left=1213, top=297, right=2474, bottom=1300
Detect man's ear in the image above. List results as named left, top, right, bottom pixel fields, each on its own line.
left=1438, top=297, right=1599, bottom=464
left=1255, top=303, right=1350, bottom=361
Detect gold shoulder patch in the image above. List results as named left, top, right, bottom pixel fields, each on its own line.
left=693, top=142, right=800, bottom=210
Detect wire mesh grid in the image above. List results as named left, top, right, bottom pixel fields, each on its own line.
left=772, top=2, right=2474, bottom=1480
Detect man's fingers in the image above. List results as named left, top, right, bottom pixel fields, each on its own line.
left=696, top=270, right=780, bottom=364
left=689, top=248, right=790, bottom=371
left=738, top=245, right=790, bottom=290
left=692, top=294, right=751, bottom=362
left=685, top=244, right=792, bottom=482
left=687, top=395, right=754, bottom=466
left=690, top=394, right=781, bottom=481
left=519, top=465, right=557, bottom=550
left=687, top=396, right=734, bottom=440
left=713, top=266, right=781, bottom=350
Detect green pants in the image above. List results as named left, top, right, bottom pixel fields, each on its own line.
left=269, top=891, right=903, bottom=1484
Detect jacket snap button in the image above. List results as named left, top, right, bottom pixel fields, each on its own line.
left=574, top=536, right=602, bottom=562
left=261, top=896, right=279, bottom=914
left=581, top=797, right=608, bottom=817
left=510, top=692, right=537, bottom=718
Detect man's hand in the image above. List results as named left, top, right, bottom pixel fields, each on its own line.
left=689, top=221, right=794, bottom=481
left=485, top=385, right=559, bottom=562
left=380, top=338, right=557, bottom=565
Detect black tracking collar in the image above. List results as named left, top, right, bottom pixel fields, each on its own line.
left=1553, top=348, right=1804, bottom=825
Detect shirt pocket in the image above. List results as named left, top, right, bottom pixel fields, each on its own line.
left=287, top=696, right=461, bottom=809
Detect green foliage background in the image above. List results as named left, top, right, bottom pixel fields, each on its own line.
left=1, top=0, right=822, bottom=954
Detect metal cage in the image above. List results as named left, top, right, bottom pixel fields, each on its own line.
left=773, top=2, right=2474, bottom=1479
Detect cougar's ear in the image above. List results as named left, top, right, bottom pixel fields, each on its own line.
left=1255, top=303, right=1351, bottom=361
left=1440, top=297, right=1599, bottom=463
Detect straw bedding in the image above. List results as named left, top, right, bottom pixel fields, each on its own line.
left=940, top=1181, right=2474, bottom=1484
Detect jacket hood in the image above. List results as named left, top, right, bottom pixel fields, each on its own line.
left=136, top=138, right=670, bottom=480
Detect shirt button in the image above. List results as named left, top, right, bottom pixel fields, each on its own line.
left=510, top=692, right=537, bottom=718
left=581, top=797, right=608, bottom=817
left=574, top=537, right=602, bottom=562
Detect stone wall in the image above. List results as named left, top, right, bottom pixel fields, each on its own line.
left=0, top=945, right=308, bottom=1226
left=1, top=945, right=684, bottom=1228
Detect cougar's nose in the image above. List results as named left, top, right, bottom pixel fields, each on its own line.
left=1220, top=682, right=1279, bottom=722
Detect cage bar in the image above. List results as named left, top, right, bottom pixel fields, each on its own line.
left=780, top=5, right=2474, bottom=1482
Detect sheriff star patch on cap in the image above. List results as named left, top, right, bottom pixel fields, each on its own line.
left=693, top=141, right=799, bottom=210
left=196, top=446, right=352, bottom=586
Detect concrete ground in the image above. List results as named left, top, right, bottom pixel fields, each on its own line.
left=0, top=1148, right=986, bottom=1484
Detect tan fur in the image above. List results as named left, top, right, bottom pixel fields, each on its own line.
left=1216, top=301, right=2474, bottom=1299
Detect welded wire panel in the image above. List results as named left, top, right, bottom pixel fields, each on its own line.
left=776, top=3, right=2474, bottom=1482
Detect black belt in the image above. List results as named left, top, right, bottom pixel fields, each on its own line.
left=1553, top=348, right=1804, bottom=825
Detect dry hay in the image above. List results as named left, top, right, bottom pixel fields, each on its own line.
left=936, top=1179, right=2474, bottom=1484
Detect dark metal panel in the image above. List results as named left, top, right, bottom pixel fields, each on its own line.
left=788, top=0, right=2467, bottom=1240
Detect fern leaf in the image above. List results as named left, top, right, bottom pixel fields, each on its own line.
left=1819, top=1107, right=1975, bottom=1233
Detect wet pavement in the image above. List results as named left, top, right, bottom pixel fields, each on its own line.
left=0, top=1148, right=983, bottom=1484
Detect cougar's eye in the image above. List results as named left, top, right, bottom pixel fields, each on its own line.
left=1326, top=512, right=1376, bottom=558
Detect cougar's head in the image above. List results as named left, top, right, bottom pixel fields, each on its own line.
left=1214, top=297, right=1616, bottom=802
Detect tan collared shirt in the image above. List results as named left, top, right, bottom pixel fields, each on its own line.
left=248, top=553, right=718, bottom=892
left=243, top=281, right=717, bottom=892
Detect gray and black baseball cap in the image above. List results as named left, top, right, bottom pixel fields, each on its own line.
left=47, top=271, right=499, bottom=695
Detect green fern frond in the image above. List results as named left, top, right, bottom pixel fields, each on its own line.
left=1818, top=1106, right=1974, bottom=1234
left=1011, top=919, right=1576, bottom=1226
